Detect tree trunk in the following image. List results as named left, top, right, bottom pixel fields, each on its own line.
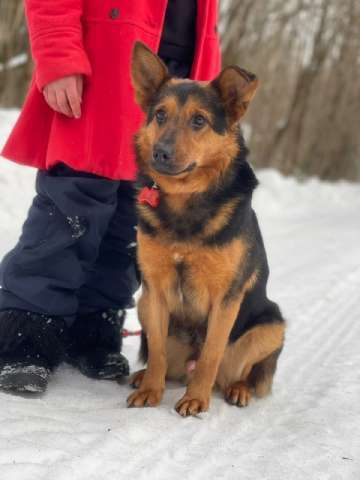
left=0, top=0, right=32, bottom=107
left=221, top=0, right=360, bottom=182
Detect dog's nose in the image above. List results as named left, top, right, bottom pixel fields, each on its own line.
left=152, top=144, right=173, bottom=165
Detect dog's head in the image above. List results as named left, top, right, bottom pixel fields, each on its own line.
left=132, top=42, right=258, bottom=193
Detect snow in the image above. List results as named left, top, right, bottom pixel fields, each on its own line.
left=0, top=53, right=28, bottom=72
left=0, top=109, right=359, bottom=479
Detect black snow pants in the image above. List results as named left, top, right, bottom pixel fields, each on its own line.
left=0, top=163, right=139, bottom=323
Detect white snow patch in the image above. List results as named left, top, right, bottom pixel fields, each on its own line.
left=0, top=53, right=28, bottom=72
left=0, top=109, right=359, bottom=479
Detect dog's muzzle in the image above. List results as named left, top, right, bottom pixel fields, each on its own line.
left=151, top=145, right=196, bottom=176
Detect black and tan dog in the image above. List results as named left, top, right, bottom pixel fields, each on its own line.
left=127, top=42, right=285, bottom=417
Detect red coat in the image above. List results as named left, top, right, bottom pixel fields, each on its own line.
left=1, top=0, right=221, bottom=180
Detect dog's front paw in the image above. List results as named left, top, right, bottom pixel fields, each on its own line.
left=127, top=387, right=163, bottom=408
left=175, top=394, right=210, bottom=417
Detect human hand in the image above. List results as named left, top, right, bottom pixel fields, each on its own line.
left=43, top=74, right=83, bottom=118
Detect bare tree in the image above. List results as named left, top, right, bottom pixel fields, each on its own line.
left=221, top=0, right=360, bottom=182
left=0, top=0, right=32, bottom=107
left=0, top=0, right=359, bottom=181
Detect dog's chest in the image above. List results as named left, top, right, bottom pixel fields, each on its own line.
left=172, top=251, right=188, bottom=301
left=169, top=249, right=209, bottom=324
left=138, top=231, right=245, bottom=322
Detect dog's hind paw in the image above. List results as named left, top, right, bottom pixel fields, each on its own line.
left=224, top=381, right=252, bottom=407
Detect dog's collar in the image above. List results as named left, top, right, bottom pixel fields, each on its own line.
left=138, top=183, right=160, bottom=208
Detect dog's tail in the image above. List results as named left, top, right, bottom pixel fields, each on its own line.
left=248, top=347, right=283, bottom=397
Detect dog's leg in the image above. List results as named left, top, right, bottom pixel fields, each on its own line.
left=217, top=323, right=285, bottom=407
left=129, top=334, right=192, bottom=387
left=175, top=299, right=241, bottom=417
left=127, top=289, right=169, bottom=407
left=129, top=369, right=146, bottom=389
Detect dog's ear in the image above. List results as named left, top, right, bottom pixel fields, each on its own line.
left=211, top=66, right=258, bottom=124
left=131, top=41, right=169, bottom=111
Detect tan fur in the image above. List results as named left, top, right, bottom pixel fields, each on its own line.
left=131, top=336, right=192, bottom=387
left=163, top=192, right=193, bottom=213
left=131, top=42, right=169, bottom=111
left=203, top=199, right=240, bottom=238
left=225, top=381, right=252, bottom=407
left=135, top=94, right=240, bottom=196
left=216, top=322, right=285, bottom=392
left=137, top=204, right=162, bottom=230
left=166, top=336, right=192, bottom=381
left=128, top=43, right=284, bottom=415
left=128, top=231, right=254, bottom=411
left=176, top=300, right=243, bottom=412
left=213, top=66, right=259, bottom=123
left=129, top=369, right=146, bottom=389
left=127, top=287, right=169, bottom=408
left=138, top=231, right=249, bottom=320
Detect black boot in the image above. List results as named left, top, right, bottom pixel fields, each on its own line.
left=0, top=310, right=69, bottom=393
left=68, top=309, right=129, bottom=379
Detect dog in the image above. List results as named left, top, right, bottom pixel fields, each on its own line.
left=127, top=42, right=286, bottom=417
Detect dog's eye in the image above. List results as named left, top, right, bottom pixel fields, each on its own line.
left=191, top=114, right=207, bottom=130
left=155, top=109, right=167, bottom=125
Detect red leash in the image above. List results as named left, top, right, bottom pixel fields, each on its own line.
left=122, top=328, right=142, bottom=338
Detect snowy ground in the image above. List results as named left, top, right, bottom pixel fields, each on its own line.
left=0, top=109, right=359, bottom=480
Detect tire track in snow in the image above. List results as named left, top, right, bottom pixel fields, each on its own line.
left=1, top=150, right=360, bottom=480
left=280, top=263, right=360, bottom=387
left=44, top=228, right=360, bottom=480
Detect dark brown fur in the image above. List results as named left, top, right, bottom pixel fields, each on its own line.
left=127, top=42, right=286, bottom=416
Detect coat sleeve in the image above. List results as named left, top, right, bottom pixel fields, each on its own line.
left=25, top=0, right=92, bottom=90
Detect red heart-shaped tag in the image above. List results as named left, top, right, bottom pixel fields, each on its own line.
left=138, top=187, right=160, bottom=208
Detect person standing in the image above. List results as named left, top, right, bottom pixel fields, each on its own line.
left=0, top=0, right=221, bottom=393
